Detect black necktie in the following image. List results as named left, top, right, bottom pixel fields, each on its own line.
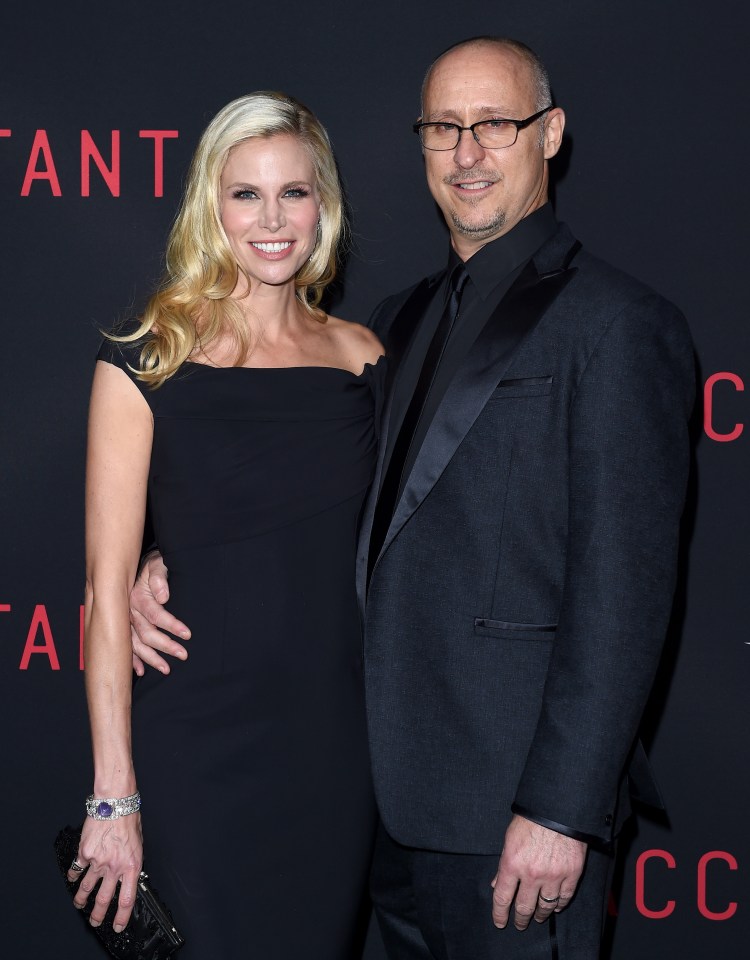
left=368, top=263, right=469, bottom=578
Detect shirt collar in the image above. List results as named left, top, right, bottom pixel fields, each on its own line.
left=447, top=204, right=558, bottom=300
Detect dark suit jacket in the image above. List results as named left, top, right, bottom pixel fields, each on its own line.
left=356, top=223, right=695, bottom=854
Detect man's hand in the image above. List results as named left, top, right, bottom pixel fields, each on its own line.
left=129, top=551, right=190, bottom=676
left=491, top=815, right=587, bottom=930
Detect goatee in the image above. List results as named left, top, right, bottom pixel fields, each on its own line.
left=450, top=209, right=507, bottom=238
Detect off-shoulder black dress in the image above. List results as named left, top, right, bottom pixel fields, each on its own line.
left=96, top=330, right=383, bottom=959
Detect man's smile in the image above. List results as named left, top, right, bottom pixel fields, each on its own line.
left=454, top=180, right=494, bottom=191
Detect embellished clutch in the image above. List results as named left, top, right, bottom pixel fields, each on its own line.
left=54, top=824, right=185, bottom=959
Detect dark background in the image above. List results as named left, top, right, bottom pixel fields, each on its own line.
left=1, top=1, right=747, bottom=956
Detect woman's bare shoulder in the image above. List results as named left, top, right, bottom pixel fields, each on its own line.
left=326, top=315, right=384, bottom=368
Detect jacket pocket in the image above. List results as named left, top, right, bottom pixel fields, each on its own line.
left=474, top=617, right=557, bottom=640
left=488, top=376, right=553, bottom=399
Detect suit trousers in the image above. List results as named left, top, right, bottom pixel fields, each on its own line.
left=370, top=822, right=614, bottom=960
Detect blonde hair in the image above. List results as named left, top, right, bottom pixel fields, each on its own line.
left=115, top=92, right=346, bottom=387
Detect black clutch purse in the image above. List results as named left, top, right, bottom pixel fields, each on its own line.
left=54, top=824, right=185, bottom=959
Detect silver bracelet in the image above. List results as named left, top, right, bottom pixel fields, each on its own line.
left=85, top=790, right=141, bottom=820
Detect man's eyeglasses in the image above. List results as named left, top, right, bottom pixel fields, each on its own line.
left=413, top=107, right=552, bottom=151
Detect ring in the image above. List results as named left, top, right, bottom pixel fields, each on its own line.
left=70, top=859, right=85, bottom=873
left=538, top=893, right=560, bottom=903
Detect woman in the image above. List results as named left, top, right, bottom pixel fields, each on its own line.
left=69, top=92, right=384, bottom=959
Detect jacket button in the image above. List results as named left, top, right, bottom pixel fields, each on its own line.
left=604, top=814, right=613, bottom=826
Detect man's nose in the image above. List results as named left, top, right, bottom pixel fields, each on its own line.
left=453, top=127, right=487, bottom=168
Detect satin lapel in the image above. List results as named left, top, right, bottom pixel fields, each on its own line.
left=355, top=275, right=441, bottom=609
left=379, top=253, right=580, bottom=561
left=380, top=275, right=441, bottom=400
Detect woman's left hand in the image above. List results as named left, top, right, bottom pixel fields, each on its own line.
left=67, top=813, right=143, bottom=933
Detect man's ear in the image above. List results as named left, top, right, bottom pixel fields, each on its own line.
left=543, top=107, right=565, bottom=160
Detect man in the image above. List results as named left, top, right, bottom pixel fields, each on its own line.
left=131, top=37, right=694, bottom=959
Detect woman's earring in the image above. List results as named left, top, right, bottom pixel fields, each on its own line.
left=308, top=217, right=321, bottom=262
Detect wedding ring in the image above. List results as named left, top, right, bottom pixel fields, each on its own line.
left=538, top=893, right=560, bottom=903
left=70, top=859, right=85, bottom=873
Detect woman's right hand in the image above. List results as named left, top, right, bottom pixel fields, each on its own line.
left=129, top=551, right=191, bottom=675
left=68, top=813, right=143, bottom=933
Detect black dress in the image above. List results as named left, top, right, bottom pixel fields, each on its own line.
left=96, top=332, right=382, bottom=959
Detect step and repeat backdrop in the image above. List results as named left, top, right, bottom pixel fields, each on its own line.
left=1, top=1, right=747, bottom=957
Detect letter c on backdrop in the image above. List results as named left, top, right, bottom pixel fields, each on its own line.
left=704, top=372, right=744, bottom=441
left=697, top=851, right=738, bottom=921
left=635, top=849, right=677, bottom=919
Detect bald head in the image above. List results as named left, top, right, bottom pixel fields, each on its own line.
left=417, top=37, right=565, bottom=260
left=421, top=37, right=552, bottom=116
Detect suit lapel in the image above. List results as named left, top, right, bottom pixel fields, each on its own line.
left=376, top=226, right=582, bottom=565
left=379, top=274, right=442, bottom=400
left=356, top=274, right=443, bottom=607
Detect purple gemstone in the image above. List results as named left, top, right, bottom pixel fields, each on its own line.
left=97, top=801, right=113, bottom=818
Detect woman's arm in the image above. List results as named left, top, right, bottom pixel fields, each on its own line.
left=69, top=359, right=153, bottom=932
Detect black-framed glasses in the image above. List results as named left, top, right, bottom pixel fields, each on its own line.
left=413, top=106, right=552, bottom=151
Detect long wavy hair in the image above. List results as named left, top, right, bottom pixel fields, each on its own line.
left=114, top=92, right=347, bottom=387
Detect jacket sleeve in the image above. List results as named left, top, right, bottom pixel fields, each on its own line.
left=511, top=292, right=696, bottom=845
